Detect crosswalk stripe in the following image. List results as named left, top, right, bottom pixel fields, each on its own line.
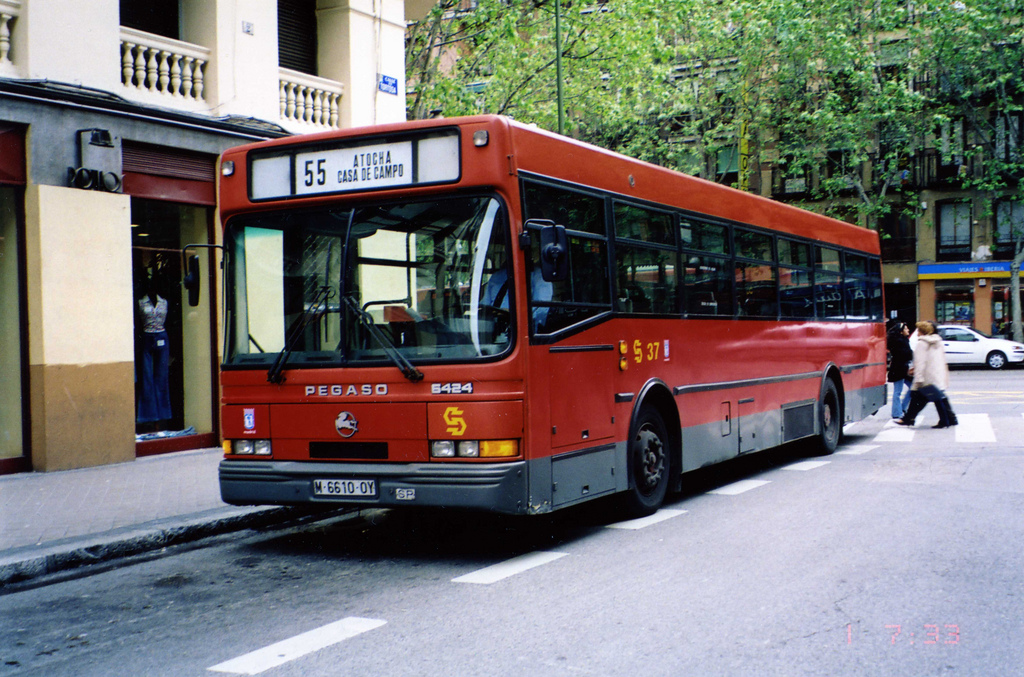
left=954, top=413, right=996, bottom=443
left=837, top=444, right=878, bottom=455
left=874, top=426, right=915, bottom=442
left=208, top=617, right=386, bottom=675
left=607, top=508, right=687, bottom=530
left=452, top=551, right=567, bottom=584
left=708, top=479, right=770, bottom=495
left=782, top=460, right=831, bottom=471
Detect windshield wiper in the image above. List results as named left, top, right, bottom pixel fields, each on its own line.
left=343, top=295, right=424, bottom=382
left=267, top=285, right=335, bottom=384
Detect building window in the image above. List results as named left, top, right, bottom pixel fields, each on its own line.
left=120, top=0, right=179, bottom=40
left=878, top=205, right=916, bottom=262
left=716, top=145, right=739, bottom=186
left=937, top=201, right=971, bottom=261
left=995, top=200, right=1023, bottom=261
left=279, top=0, right=318, bottom=75
left=995, top=111, right=1022, bottom=164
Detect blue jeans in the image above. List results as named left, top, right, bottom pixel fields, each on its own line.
left=138, top=330, right=172, bottom=423
left=891, top=378, right=912, bottom=418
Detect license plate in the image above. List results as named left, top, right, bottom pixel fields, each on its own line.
left=312, top=478, right=377, bottom=497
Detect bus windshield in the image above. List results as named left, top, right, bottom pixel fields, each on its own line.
left=224, top=196, right=512, bottom=373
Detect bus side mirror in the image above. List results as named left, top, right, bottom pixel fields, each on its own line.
left=183, top=254, right=201, bottom=307
left=538, top=224, right=569, bottom=282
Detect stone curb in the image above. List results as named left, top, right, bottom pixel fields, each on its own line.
left=0, top=506, right=346, bottom=588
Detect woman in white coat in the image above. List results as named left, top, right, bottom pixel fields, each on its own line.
left=895, top=321, right=957, bottom=428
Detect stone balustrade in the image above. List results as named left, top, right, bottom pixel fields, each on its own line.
left=280, top=68, right=344, bottom=129
left=0, top=0, right=20, bottom=76
left=120, top=27, right=210, bottom=103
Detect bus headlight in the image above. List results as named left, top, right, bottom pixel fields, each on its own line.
left=230, top=439, right=272, bottom=456
left=431, top=440, right=519, bottom=458
left=431, top=440, right=455, bottom=457
left=457, top=441, right=479, bottom=457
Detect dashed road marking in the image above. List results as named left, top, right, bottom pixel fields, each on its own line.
left=607, top=508, right=687, bottom=530
left=208, top=617, right=387, bottom=675
left=708, top=479, right=771, bottom=496
left=452, top=551, right=568, bottom=584
left=782, top=460, right=831, bottom=471
left=954, top=413, right=996, bottom=443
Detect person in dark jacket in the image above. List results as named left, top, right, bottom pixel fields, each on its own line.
left=886, top=321, right=914, bottom=419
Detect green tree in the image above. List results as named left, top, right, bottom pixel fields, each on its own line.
left=914, top=1, right=1024, bottom=341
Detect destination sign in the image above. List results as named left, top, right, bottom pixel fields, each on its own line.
left=296, top=141, right=413, bottom=195
left=249, top=131, right=460, bottom=200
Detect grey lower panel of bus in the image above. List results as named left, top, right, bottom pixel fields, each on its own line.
left=680, top=383, right=887, bottom=473
left=220, top=459, right=529, bottom=515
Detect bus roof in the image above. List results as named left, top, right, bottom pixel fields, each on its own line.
left=221, top=114, right=879, bottom=255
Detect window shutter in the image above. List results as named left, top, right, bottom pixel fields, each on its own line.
left=122, top=143, right=215, bottom=182
left=278, top=0, right=318, bottom=75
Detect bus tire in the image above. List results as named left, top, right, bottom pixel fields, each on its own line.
left=812, top=378, right=841, bottom=456
left=623, top=406, right=670, bottom=517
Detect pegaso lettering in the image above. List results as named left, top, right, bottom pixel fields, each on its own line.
left=305, top=384, right=388, bottom=397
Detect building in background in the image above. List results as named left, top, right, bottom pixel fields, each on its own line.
left=0, top=0, right=434, bottom=474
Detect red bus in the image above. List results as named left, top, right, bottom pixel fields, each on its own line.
left=210, top=114, right=886, bottom=517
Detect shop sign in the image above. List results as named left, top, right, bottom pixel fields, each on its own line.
left=918, top=262, right=1022, bottom=279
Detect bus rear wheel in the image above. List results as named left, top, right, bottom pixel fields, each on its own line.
left=623, top=407, right=670, bottom=517
left=811, top=379, right=841, bottom=456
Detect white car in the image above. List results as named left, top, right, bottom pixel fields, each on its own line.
left=929, top=325, right=1024, bottom=369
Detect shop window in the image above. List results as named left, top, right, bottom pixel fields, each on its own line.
left=937, top=202, right=971, bottom=261
left=131, top=200, right=215, bottom=442
left=991, top=286, right=1021, bottom=338
left=0, top=186, right=25, bottom=469
left=935, top=284, right=973, bottom=325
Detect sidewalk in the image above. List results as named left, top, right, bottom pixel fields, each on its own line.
left=0, top=448, right=317, bottom=587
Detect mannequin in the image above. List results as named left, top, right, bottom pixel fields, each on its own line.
left=137, top=276, right=172, bottom=426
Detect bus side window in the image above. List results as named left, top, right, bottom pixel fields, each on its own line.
left=779, top=238, right=813, bottom=318
left=814, top=246, right=843, bottom=319
left=682, top=219, right=732, bottom=316
left=613, top=203, right=677, bottom=314
left=523, top=181, right=611, bottom=334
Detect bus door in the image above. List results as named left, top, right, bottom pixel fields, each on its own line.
left=738, top=396, right=757, bottom=453
left=548, top=345, right=616, bottom=449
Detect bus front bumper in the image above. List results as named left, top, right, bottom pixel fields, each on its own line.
left=219, top=459, right=529, bottom=515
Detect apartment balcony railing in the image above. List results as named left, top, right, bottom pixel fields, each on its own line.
left=120, top=27, right=209, bottom=107
left=0, top=0, right=20, bottom=77
left=279, top=68, right=343, bottom=130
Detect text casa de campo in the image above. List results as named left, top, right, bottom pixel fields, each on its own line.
left=338, top=150, right=404, bottom=184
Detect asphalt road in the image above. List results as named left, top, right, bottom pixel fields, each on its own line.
left=2, top=368, right=1023, bottom=677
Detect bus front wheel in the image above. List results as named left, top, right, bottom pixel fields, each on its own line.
left=623, top=406, right=670, bottom=517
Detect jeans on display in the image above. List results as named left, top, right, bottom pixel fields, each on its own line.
left=891, top=378, right=913, bottom=418
left=138, top=330, right=172, bottom=423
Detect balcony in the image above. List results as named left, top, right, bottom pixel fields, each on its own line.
left=120, top=27, right=209, bottom=111
left=279, top=68, right=344, bottom=130
left=0, top=0, right=20, bottom=78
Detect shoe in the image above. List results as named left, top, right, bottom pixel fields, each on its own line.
left=932, top=423, right=949, bottom=429
left=894, top=419, right=914, bottom=426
